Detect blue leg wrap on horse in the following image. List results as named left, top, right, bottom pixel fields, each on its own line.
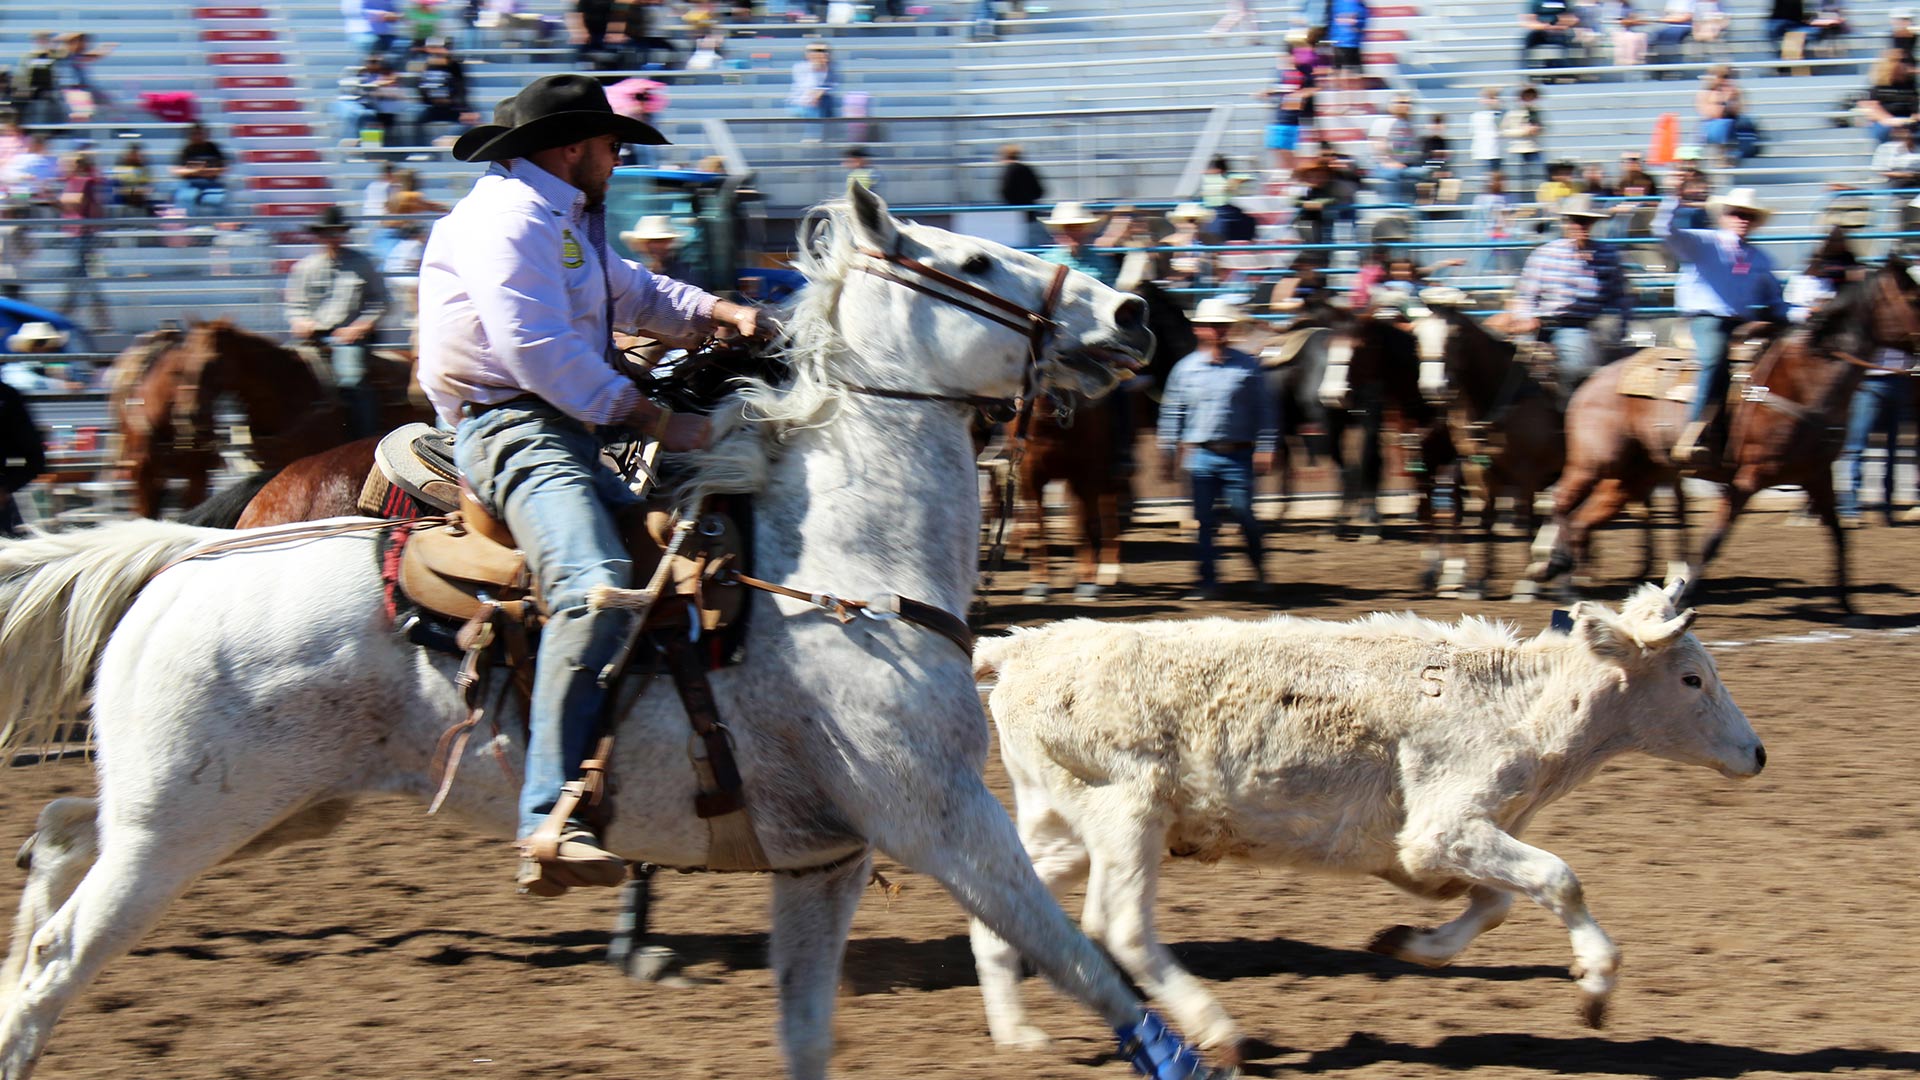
left=1116, top=1009, right=1207, bottom=1080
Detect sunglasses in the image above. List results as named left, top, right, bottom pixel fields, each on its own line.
left=1726, top=208, right=1760, bottom=221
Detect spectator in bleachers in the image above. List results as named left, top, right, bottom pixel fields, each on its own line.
left=1326, top=0, right=1369, bottom=102
left=0, top=116, right=24, bottom=178
left=1618, top=150, right=1660, bottom=196
left=843, top=146, right=883, bottom=194
left=360, top=0, right=406, bottom=59
left=171, top=123, right=229, bottom=216
left=0, top=204, right=34, bottom=301
left=1212, top=0, right=1263, bottom=42
left=52, top=33, right=116, bottom=123
left=1768, top=0, right=1812, bottom=48
left=110, top=143, right=153, bottom=216
left=1578, top=161, right=1614, bottom=197
left=1469, top=87, right=1503, bottom=176
left=1810, top=0, right=1849, bottom=43
left=1469, top=170, right=1520, bottom=274
left=363, top=159, right=399, bottom=218
left=287, top=206, right=389, bottom=440
left=996, top=144, right=1046, bottom=245
left=1892, top=8, right=1917, bottom=61
left=1697, top=65, right=1758, bottom=168
left=1536, top=159, right=1577, bottom=208
left=1290, top=153, right=1339, bottom=246
left=2, top=134, right=59, bottom=212
left=11, top=32, right=61, bottom=127
left=1160, top=203, right=1214, bottom=287
left=1649, top=0, right=1694, bottom=73
left=574, top=0, right=617, bottom=62
left=416, top=40, right=474, bottom=145
left=1367, top=94, right=1423, bottom=203
left=626, top=0, right=682, bottom=68
left=1509, top=194, right=1629, bottom=396
left=1202, top=155, right=1257, bottom=241
left=0, top=377, right=45, bottom=536
left=683, top=0, right=722, bottom=42
left=57, top=152, right=107, bottom=331
left=1521, top=0, right=1581, bottom=70
left=787, top=42, right=836, bottom=143
left=403, top=0, right=444, bottom=55
left=1870, top=121, right=1920, bottom=190
left=1861, top=49, right=1918, bottom=144
left=1503, top=84, right=1545, bottom=190
left=1604, top=0, right=1648, bottom=68
left=1259, top=40, right=1317, bottom=177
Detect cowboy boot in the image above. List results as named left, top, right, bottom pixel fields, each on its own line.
left=1671, top=420, right=1711, bottom=468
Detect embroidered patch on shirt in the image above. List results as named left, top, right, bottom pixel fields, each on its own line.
left=561, top=229, right=585, bottom=269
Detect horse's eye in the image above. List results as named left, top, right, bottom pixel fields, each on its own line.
left=1683, top=674, right=1703, bottom=689
left=961, top=253, right=992, bottom=276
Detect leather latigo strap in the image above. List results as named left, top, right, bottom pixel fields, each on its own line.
left=663, top=636, right=746, bottom=819
left=725, top=572, right=973, bottom=658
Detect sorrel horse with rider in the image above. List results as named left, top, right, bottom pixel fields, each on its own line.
left=108, top=321, right=426, bottom=519
left=1530, top=260, right=1920, bottom=616
left=0, top=186, right=1227, bottom=1080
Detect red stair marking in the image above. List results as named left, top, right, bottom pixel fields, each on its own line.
left=1370, top=5, right=1420, bottom=16
left=243, top=148, right=323, bottom=163
left=210, top=52, right=285, bottom=64
left=218, top=75, right=294, bottom=89
left=249, top=175, right=328, bottom=190
left=1364, top=29, right=1409, bottom=41
left=232, top=122, right=313, bottom=137
left=196, top=5, right=270, bottom=16
left=224, top=99, right=300, bottom=113
left=202, top=28, right=277, bottom=41
left=261, top=203, right=333, bottom=217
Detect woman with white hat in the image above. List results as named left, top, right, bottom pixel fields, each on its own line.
left=4, top=321, right=68, bottom=354
left=1162, top=203, right=1215, bottom=286
left=1655, top=185, right=1791, bottom=465
left=1156, top=296, right=1278, bottom=601
left=619, top=214, right=693, bottom=282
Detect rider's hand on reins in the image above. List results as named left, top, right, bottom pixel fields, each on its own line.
left=630, top=398, right=712, bottom=452
left=712, top=300, right=768, bottom=342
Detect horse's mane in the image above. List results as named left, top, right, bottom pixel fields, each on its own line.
left=1806, top=272, right=1873, bottom=350
left=673, top=199, right=875, bottom=507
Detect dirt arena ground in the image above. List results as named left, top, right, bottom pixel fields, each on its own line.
left=4, top=502, right=1918, bottom=1080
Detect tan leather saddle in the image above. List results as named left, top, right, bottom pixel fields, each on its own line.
left=397, top=488, right=745, bottom=635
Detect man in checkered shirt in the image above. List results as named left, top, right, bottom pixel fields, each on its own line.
left=1507, top=193, right=1632, bottom=397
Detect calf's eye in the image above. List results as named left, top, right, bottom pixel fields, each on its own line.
left=1683, top=674, right=1703, bottom=689
left=962, top=253, right=992, bottom=276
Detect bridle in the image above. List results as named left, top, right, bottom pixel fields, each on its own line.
left=850, top=244, right=1071, bottom=425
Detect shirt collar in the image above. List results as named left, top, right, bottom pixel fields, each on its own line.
left=516, top=159, right=588, bottom=223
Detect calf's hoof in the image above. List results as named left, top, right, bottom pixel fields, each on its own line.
left=992, top=1024, right=1053, bottom=1052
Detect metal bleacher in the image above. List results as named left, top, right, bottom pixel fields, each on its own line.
left=2, top=0, right=1912, bottom=347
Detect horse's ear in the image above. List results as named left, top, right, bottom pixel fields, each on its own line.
left=846, top=178, right=898, bottom=253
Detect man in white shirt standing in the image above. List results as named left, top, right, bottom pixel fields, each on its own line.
left=418, top=73, right=763, bottom=896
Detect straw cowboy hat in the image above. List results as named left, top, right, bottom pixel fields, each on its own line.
left=1189, top=297, right=1247, bottom=325
left=453, top=74, right=667, bottom=164
left=6, top=321, right=69, bottom=353
left=1040, top=201, right=1102, bottom=227
left=1166, top=202, right=1215, bottom=226
left=1709, top=187, right=1771, bottom=225
left=1557, top=193, right=1610, bottom=221
left=620, top=214, right=685, bottom=246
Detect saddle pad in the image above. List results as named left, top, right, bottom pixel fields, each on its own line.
left=361, top=422, right=459, bottom=516
left=1261, top=326, right=1324, bottom=367
left=1617, top=347, right=1697, bottom=403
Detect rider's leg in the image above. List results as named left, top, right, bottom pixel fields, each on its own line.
left=454, top=401, right=637, bottom=885
left=1676, top=315, right=1731, bottom=463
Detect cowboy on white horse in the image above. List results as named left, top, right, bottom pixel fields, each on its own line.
left=416, top=73, right=765, bottom=895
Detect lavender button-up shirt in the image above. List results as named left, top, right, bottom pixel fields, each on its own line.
left=417, top=159, right=719, bottom=427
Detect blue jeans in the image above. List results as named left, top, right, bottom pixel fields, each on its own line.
left=324, top=342, right=379, bottom=440
left=172, top=180, right=227, bottom=216
left=1185, top=446, right=1262, bottom=586
left=1549, top=325, right=1600, bottom=397
left=1686, top=314, right=1737, bottom=425
left=1841, top=374, right=1909, bottom=518
left=454, top=401, right=641, bottom=839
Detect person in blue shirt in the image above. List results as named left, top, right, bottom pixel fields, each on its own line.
left=1157, top=298, right=1280, bottom=600
left=1654, top=186, right=1791, bottom=465
left=1328, top=0, right=1371, bottom=100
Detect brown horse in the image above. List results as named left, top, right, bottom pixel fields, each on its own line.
left=112, top=321, right=347, bottom=518
left=1015, top=394, right=1123, bottom=599
left=1531, top=262, right=1920, bottom=616
left=1413, top=295, right=1570, bottom=598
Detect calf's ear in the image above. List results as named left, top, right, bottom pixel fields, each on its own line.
left=1571, top=601, right=1633, bottom=662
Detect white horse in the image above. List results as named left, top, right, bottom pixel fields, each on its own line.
left=0, top=183, right=1215, bottom=1080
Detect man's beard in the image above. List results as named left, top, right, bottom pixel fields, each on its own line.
left=571, top=160, right=608, bottom=209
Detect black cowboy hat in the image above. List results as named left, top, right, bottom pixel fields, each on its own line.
left=452, top=74, right=667, bottom=164
left=310, top=205, right=352, bottom=233
left=450, top=92, right=518, bottom=163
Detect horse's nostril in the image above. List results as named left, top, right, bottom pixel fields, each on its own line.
left=1754, top=744, right=1767, bottom=772
left=1115, top=296, right=1146, bottom=330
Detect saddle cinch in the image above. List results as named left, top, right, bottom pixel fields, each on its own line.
left=361, top=422, right=745, bottom=635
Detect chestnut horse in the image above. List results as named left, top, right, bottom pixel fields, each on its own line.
left=1319, top=306, right=1450, bottom=541
left=1530, top=262, right=1920, bottom=616
left=111, top=321, right=345, bottom=518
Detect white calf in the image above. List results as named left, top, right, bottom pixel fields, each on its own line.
left=968, top=582, right=1762, bottom=1057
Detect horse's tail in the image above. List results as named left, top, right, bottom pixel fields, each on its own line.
left=0, top=521, right=209, bottom=751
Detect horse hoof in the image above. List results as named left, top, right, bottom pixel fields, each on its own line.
left=1510, top=579, right=1538, bottom=603
left=1021, top=583, right=1050, bottom=600
left=626, top=944, right=682, bottom=983
left=1577, top=990, right=1610, bottom=1029
left=1073, top=582, right=1103, bottom=602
